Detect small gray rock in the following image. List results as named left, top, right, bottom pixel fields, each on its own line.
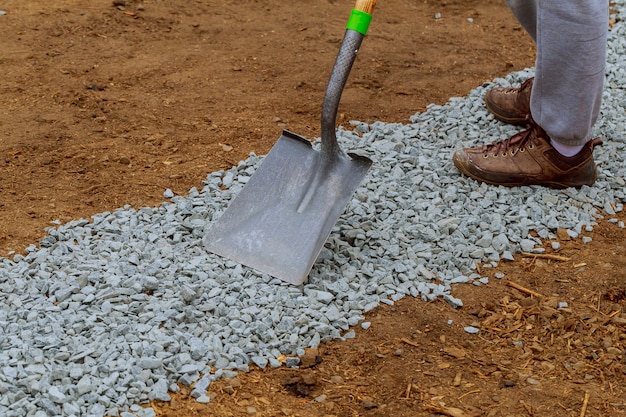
left=47, top=386, right=66, bottom=403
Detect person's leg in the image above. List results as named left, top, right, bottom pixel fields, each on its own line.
left=506, top=0, right=608, bottom=146
left=506, top=0, right=537, bottom=43
left=531, top=0, right=608, bottom=147
left=482, top=0, right=538, bottom=126
left=453, top=0, right=609, bottom=188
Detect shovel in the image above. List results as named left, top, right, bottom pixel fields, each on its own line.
left=204, top=0, right=377, bottom=285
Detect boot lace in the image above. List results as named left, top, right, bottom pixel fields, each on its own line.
left=482, top=119, right=542, bottom=158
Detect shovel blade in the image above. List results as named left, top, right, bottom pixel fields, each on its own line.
left=203, top=130, right=372, bottom=285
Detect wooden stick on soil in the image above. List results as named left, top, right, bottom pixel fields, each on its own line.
left=580, top=391, right=590, bottom=417
left=506, top=281, right=543, bottom=298
left=521, top=252, right=571, bottom=262
left=404, top=382, right=411, bottom=399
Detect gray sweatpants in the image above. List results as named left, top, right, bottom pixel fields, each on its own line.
left=506, top=0, right=609, bottom=146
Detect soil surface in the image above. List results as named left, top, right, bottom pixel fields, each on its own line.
left=1, top=1, right=625, bottom=416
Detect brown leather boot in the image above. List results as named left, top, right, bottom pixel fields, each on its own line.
left=484, top=78, right=533, bottom=125
left=453, top=121, right=602, bottom=189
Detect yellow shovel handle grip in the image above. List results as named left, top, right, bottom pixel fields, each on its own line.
left=354, top=0, right=376, bottom=14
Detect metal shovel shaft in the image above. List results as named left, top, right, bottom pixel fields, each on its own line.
left=295, top=29, right=368, bottom=215
left=321, top=29, right=365, bottom=157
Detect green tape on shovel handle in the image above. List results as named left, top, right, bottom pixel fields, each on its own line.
left=346, top=9, right=372, bottom=35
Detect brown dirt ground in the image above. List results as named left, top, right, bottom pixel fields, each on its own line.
left=1, top=1, right=624, bottom=416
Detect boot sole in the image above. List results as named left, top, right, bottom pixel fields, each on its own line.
left=457, top=166, right=597, bottom=189
left=453, top=153, right=597, bottom=189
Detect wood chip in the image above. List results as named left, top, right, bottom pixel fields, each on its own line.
left=401, top=337, right=420, bottom=347
left=452, top=372, right=462, bottom=387
left=443, top=346, right=467, bottom=359
left=424, top=404, right=472, bottom=417
left=506, top=281, right=543, bottom=298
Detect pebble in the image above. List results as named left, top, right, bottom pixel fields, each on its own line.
left=47, top=386, right=66, bottom=403
left=151, top=379, right=171, bottom=402
left=315, top=290, right=334, bottom=304
left=285, top=357, right=301, bottom=368
left=138, top=358, right=162, bottom=369
left=190, top=375, right=211, bottom=398
left=343, top=330, right=356, bottom=339
left=252, top=356, right=269, bottom=369
left=502, top=251, right=515, bottom=261
left=502, top=379, right=516, bottom=388
left=330, top=375, right=344, bottom=384
left=361, top=398, right=378, bottom=410
left=196, top=395, right=211, bottom=404
left=520, top=239, right=537, bottom=252
left=444, top=294, right=463, bottom=308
